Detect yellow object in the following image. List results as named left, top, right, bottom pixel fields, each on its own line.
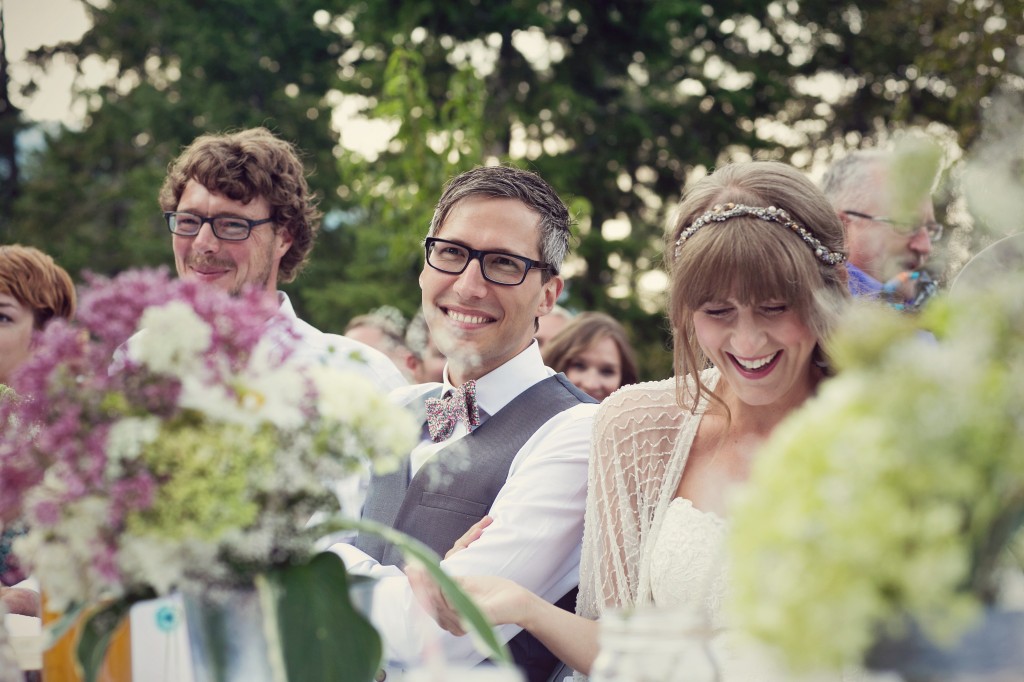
left=41, top=594, right=132, bottom=682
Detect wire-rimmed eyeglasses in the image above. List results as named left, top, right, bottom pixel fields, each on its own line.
left=424, top=237, right=555, bottom=286
left=164, top=211, right=274, bottom=241
left=843, top=210, right=943, bottom=241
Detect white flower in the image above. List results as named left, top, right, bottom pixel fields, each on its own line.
left=236, top=343, right=308, bottom=430
left=128, top=301, right=212, bottom=375
left=105, top=416, right=162, bottom=478
left=313, top=368, right=376, bottom=420
left=176, top=343, right=307, bottom=430
left=16, top=496, right=117, bottom=613
left=313, top=368, right=417, bottom=473
left=729, top=277, right=1024, bottom=671
left=118, top=535, right=187, bottom=597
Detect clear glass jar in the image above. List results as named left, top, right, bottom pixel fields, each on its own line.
left=589, top=606, right=719, bottom=682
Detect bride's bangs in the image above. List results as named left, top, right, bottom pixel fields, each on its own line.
left=676, top=218, right=816, bottom=314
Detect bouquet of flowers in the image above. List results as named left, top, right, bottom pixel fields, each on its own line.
left=0, top=268, right=508, bottom=680
left=728, top=275, right=1024, bottom=672
left=0, top=268, right=413, bottom=609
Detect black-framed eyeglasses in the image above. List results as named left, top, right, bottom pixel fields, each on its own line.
left=843, top=210, right=943, bottom=241
left=424, top=237, right=555, bottom=286
left=164, top=211, right=274, bottom=241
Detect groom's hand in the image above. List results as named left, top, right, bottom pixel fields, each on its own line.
left=406, top=563, right=467, bottom=636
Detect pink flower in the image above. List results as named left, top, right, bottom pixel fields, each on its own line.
left=31, top=500, right=61, bottom=526
left=0, top=268, right=302, bottom=598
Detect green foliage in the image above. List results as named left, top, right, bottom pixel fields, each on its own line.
left=312, top=517, right=514, bottom=666
left=298, top=46, right=487, bottom=332
left=7, top=0, right=345, bottom=290
left=889, top=135, right=945, bottom=224
left=324, top=0, right=803, bottom=378
left=730, top=278, right=1024, bottom=670
left=261, top=553, right=383, bottom=682
left=77, top=598, right=138, bottom=682
left=5, top=0, right=1023, bottom=379
left=794, top=0, right=1024, bottom=149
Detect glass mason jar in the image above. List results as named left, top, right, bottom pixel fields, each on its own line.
left=184, top=586, right=275, bottom=682
left=589, top=606, right=719, bottom=682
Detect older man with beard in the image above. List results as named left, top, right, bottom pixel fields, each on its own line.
left=822, top=150, right=943, bottom=307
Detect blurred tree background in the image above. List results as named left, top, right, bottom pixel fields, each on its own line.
left=1, top=0, right=1021, bottom=380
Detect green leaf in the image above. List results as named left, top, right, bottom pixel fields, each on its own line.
left=42, top=600, right=86, bottom=649
left=76, top=597, right=135, bottom=682
left=309, top=517, right=513, bottom=666
left=261, top=553, right=383, bottom=682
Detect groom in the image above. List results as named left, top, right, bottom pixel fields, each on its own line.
left=334, top=165, right=598, bottom=681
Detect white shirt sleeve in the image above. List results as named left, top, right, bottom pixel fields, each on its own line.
left=333, top=402, right=595, bottom=669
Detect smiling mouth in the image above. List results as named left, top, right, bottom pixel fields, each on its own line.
left=730, top=351, right=780, bottom=375
left=188, top=259, right=232, bottom=276
left=445, top=308, right=494, bottom=325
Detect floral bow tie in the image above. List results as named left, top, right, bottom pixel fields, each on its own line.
left=424, top=381, right=481, bottom=443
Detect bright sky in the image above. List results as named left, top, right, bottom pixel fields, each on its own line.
left=4, top=0, right=93, bottom=124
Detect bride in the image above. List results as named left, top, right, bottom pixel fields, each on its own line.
left=411, top=160, right=851, bottom=680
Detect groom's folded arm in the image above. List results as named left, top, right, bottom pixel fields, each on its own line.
left=332, top=406, right=592, bottom=668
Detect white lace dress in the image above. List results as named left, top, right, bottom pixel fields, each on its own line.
left=577, top=373, right=715, bottom=621
left=575, top=372, right=850, bottom=681
left=647, top=497, right=728, bottom=621
left=647, top=497, right=790, bottom=681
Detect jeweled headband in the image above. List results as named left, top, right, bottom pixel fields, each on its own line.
left=674, top=203, right=847, bottom=266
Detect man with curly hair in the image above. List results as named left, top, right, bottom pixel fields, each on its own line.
left=159, top=127, right=405, bottom=392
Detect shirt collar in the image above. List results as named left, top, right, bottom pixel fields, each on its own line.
left=440, top=341, right=551, bottom=418
left=276, top=290, right=295, bottom=317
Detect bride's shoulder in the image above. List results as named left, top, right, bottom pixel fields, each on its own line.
left=594, top=378, right=682, bottom=436
left=603, top=377, right=676, bottom=408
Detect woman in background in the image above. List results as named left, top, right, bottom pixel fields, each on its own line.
left=0, top=244, right=77, bottom=617
left=543, top=312, right=638, bottom=402
left=0, top=245, right=76, bottom=388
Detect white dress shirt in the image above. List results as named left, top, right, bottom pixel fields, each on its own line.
left=274, top=292, right=408, bottom=522
left=333, top=341, right=597, bottom=672
left=274, top=292, right=407, bottom=393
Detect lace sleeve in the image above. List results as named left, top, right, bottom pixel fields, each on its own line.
left=576, top=379, right=686, bottom=622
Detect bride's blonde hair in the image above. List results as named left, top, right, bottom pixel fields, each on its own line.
left=665, top=161, right=850, bottom=413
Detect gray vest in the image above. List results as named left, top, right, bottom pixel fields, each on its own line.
left=355, top=373, right=595, bottom=566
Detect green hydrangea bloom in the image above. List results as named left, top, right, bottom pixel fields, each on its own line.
left=127, top=418, right=275, bottom=543
left=730, top=276, right=1024, bottom=671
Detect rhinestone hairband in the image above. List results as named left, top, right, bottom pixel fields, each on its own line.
left=674, top=203, right=847, bottom=266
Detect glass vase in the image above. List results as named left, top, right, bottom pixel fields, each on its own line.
left=589, top=606, right=719, bottom=682
left=182, top=587, right=279, bottom=682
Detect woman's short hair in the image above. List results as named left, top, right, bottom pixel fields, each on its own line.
left=0, top=245, right=77, bottom=329
left=665, top=161, right=850, bottom=411
left=543, top=311, right=639, bottom=388
left=159, top=127, right=321, bottom=283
